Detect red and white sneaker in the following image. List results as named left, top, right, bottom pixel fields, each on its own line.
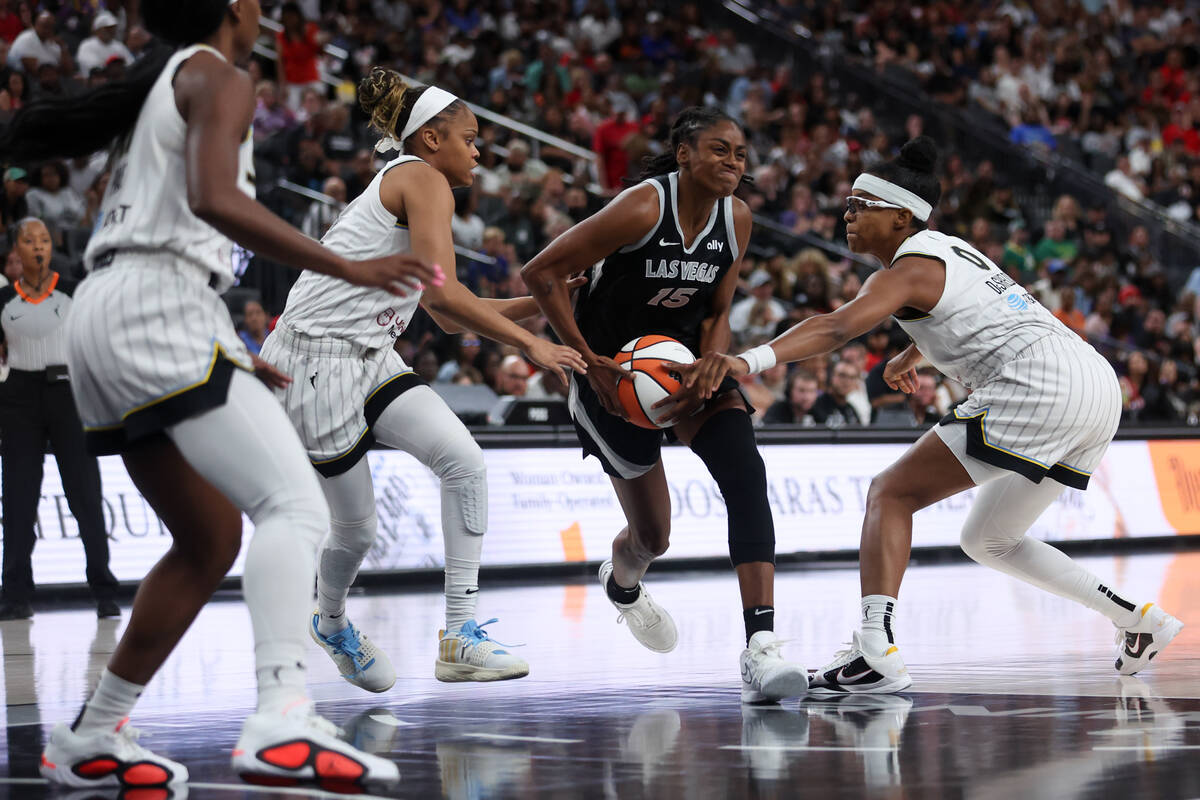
left=40, top=719, right=188, bottom=789
left=232, top=701, right=399, bottom=790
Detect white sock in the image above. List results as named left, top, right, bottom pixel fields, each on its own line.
left=316, top=460, right=379, bottom=637
left=860, top=594, right=897, bottom=654
left=73, top=669, right=143, bottom=734
left=961, top=474, right=1144, bottom=628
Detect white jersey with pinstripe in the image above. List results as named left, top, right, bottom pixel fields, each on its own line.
left=66, top=45, right=256, bottom=454
left=263, top=155, right=428, bottom=475
left=893, top=230, right=1120, bottom=488
left=277, top=155, right=425, bottom=350
left=83, top=44, right=255, bottom=291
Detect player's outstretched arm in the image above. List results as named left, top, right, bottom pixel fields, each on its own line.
left=393, top=164, right=587, bottom=382
left=177, top=54, right=440, bottom=296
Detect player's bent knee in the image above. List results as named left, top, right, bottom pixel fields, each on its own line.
left=328, top=511, right=378, bottom=555
left=628, top=524, right=670, bottom=559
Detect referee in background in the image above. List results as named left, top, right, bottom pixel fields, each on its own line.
left=0, top=218, right=118, bottom=619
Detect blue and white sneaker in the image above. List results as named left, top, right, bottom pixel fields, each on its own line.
left=436, top=619, right=529, bottom=682
left=309, top=612, right=396, bottom=693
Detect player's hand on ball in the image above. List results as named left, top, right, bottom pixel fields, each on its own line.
left=651, top=379, right=705, bottom=427
left=586, top=355, right=628, bottom=419
left=676, top=353, right=744, bottom=397
left=250, top=354, right=292, bottom=389
left=525, top=338, right=588, bottom=384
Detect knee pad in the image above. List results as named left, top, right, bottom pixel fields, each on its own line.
left=329, top=510, right=379, bottom=558
left=689, top=409, right=775, bottom=566
left=433, top=437, right=488, bottom=536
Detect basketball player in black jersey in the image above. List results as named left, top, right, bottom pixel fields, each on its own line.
left=523, top=108, right=807, bottom=703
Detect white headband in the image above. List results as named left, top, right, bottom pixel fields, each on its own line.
left=851, top=174, right=932, bottom=222
left=400, top=86, right=458, bottom=143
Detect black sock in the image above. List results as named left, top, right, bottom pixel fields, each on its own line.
left=744, top=606, right=774, bottom=644
left=606, top=574, right=641, bottom=604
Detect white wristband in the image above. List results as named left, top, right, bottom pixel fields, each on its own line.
left=737, top=344, right=776, bottom=375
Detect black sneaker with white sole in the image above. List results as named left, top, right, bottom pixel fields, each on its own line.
left=807, top=632, right=912, bottom=694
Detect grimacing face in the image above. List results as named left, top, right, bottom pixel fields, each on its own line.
left=678, top=120, right=747, bottom=198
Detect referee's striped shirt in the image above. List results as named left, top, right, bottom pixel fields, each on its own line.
left=0, top=272, right=76, bottom=371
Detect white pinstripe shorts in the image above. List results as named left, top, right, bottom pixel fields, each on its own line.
left=259, top=322, right=423, bottom=476
left=65, top=255, right=254, bottom=454
left=936, top=340, right=1122, bottom=490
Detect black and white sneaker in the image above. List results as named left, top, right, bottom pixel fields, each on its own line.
left=1115, top=603, right=1183, bottom=676
left=807, top=632, right=912, bottom=695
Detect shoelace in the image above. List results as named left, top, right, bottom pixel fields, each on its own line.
left=614, top=595, right=661, bottom=629
left=456, top=618, right=521, bottom=649
left=328, top=626, right=371, bottom=666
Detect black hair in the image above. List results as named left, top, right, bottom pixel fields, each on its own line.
left=865, top=136, right=941, bottom=230
left=7, top=216, right=41, bottom=249
left=358, top=67, right=468, bottom=153
left=639, top=106, right=744, bottom=180
left=0, top=0, right=231, bottom=163
left=34, top=159, right=69, bottom=190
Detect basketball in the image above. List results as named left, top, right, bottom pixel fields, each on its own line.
left=614, top=335, right=696, bottom=429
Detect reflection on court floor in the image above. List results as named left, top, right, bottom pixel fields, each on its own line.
left=2, top=552, right=1197, bottom=798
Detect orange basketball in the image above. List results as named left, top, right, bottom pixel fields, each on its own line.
left=615, top=335, right=696, bottom=429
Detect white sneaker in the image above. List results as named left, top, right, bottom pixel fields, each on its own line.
left=309, top=611, right=396, bottom=693
left=232, top=701, right=399, bottom=789
left=598, top=560, right=677, bottom=653
left=40, top=720, right=188, bottom=788
left=739, top=631, right=808, bottom=704
left=1115, top=603, right=1184, bottom=676
left=436, top=619, right=530, bottom=682
left=807, top=632, right=912, bottom=694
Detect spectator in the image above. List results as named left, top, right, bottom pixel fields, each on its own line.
left=762, top=368, right=819, bottom=426
left=1032, top=219, right=1078, bottom=268
left=1054, top=285, right=1087, bottom=337
left=252, top=80, right=294, bottom=142
left=592, top=100, right=639, bottom=192
left=451, top=188, right=485, bottom=251
left=25, top=160, right=84, bottom=245
left=238, top=300, right=270, bottom=356
left=0, top=65, right=26, bottom=112
left=495, top=140, right=548, bottom=196
left=300, top=176, right=346, bottom=241
left=812, top=361, right=864, bottom=428
left=8, top=12, right=71, bottom=75
left=436, top=334, right=483, bottom=382
left=75, top=11, right=132, bottom=77
left=0, top=1, right=21, bottom=45
left=496, top=353, right=530, bottom=397
left=1, top=166, right=29, bottom=228
left=1104, top=155, right=1146, bottom=202
left=730, top=269, right=787, bottom=348
left=413, top=348, right=441, bottom=384
left=875, top=371, right=941, bottom=428
left=1119, top=351, right=1151, bottom=420
left=276, top=2, right=326, bottom=109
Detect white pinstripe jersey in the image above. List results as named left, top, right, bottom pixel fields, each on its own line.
left=278, top=155, right=424, bottom=350
left=84, top=44, right=255, bottom=292
left=891, top=230, right=1092, bottom=389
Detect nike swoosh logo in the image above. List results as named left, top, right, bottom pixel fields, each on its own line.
left=741, top=662, right=754, bottom=683
left=836, top=663, right=877, bottom=683
left=8, top=314, right=24, bottom=321
left=465, top=587, right=478, bottom=595
left=1124, top=632, right=1153, bottom=659
left=659, top=238, right=679, bottom=246
left=753, top=608, right=772, bottom=615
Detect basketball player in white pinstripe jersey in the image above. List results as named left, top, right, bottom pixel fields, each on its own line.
left=689, top=137, right=1183, bottom=693
left=260, top=67, right=585, bottom=690
left=1, top=0, right=440, bottom=789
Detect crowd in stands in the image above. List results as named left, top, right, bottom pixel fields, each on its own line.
left=1, top=0, right=1197, bottom=427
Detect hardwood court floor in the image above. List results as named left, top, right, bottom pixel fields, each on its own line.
left=2, top=552, right=1198, bottom=799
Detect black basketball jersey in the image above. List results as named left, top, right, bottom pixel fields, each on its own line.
left=574, top=172, right=739, bottom=358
